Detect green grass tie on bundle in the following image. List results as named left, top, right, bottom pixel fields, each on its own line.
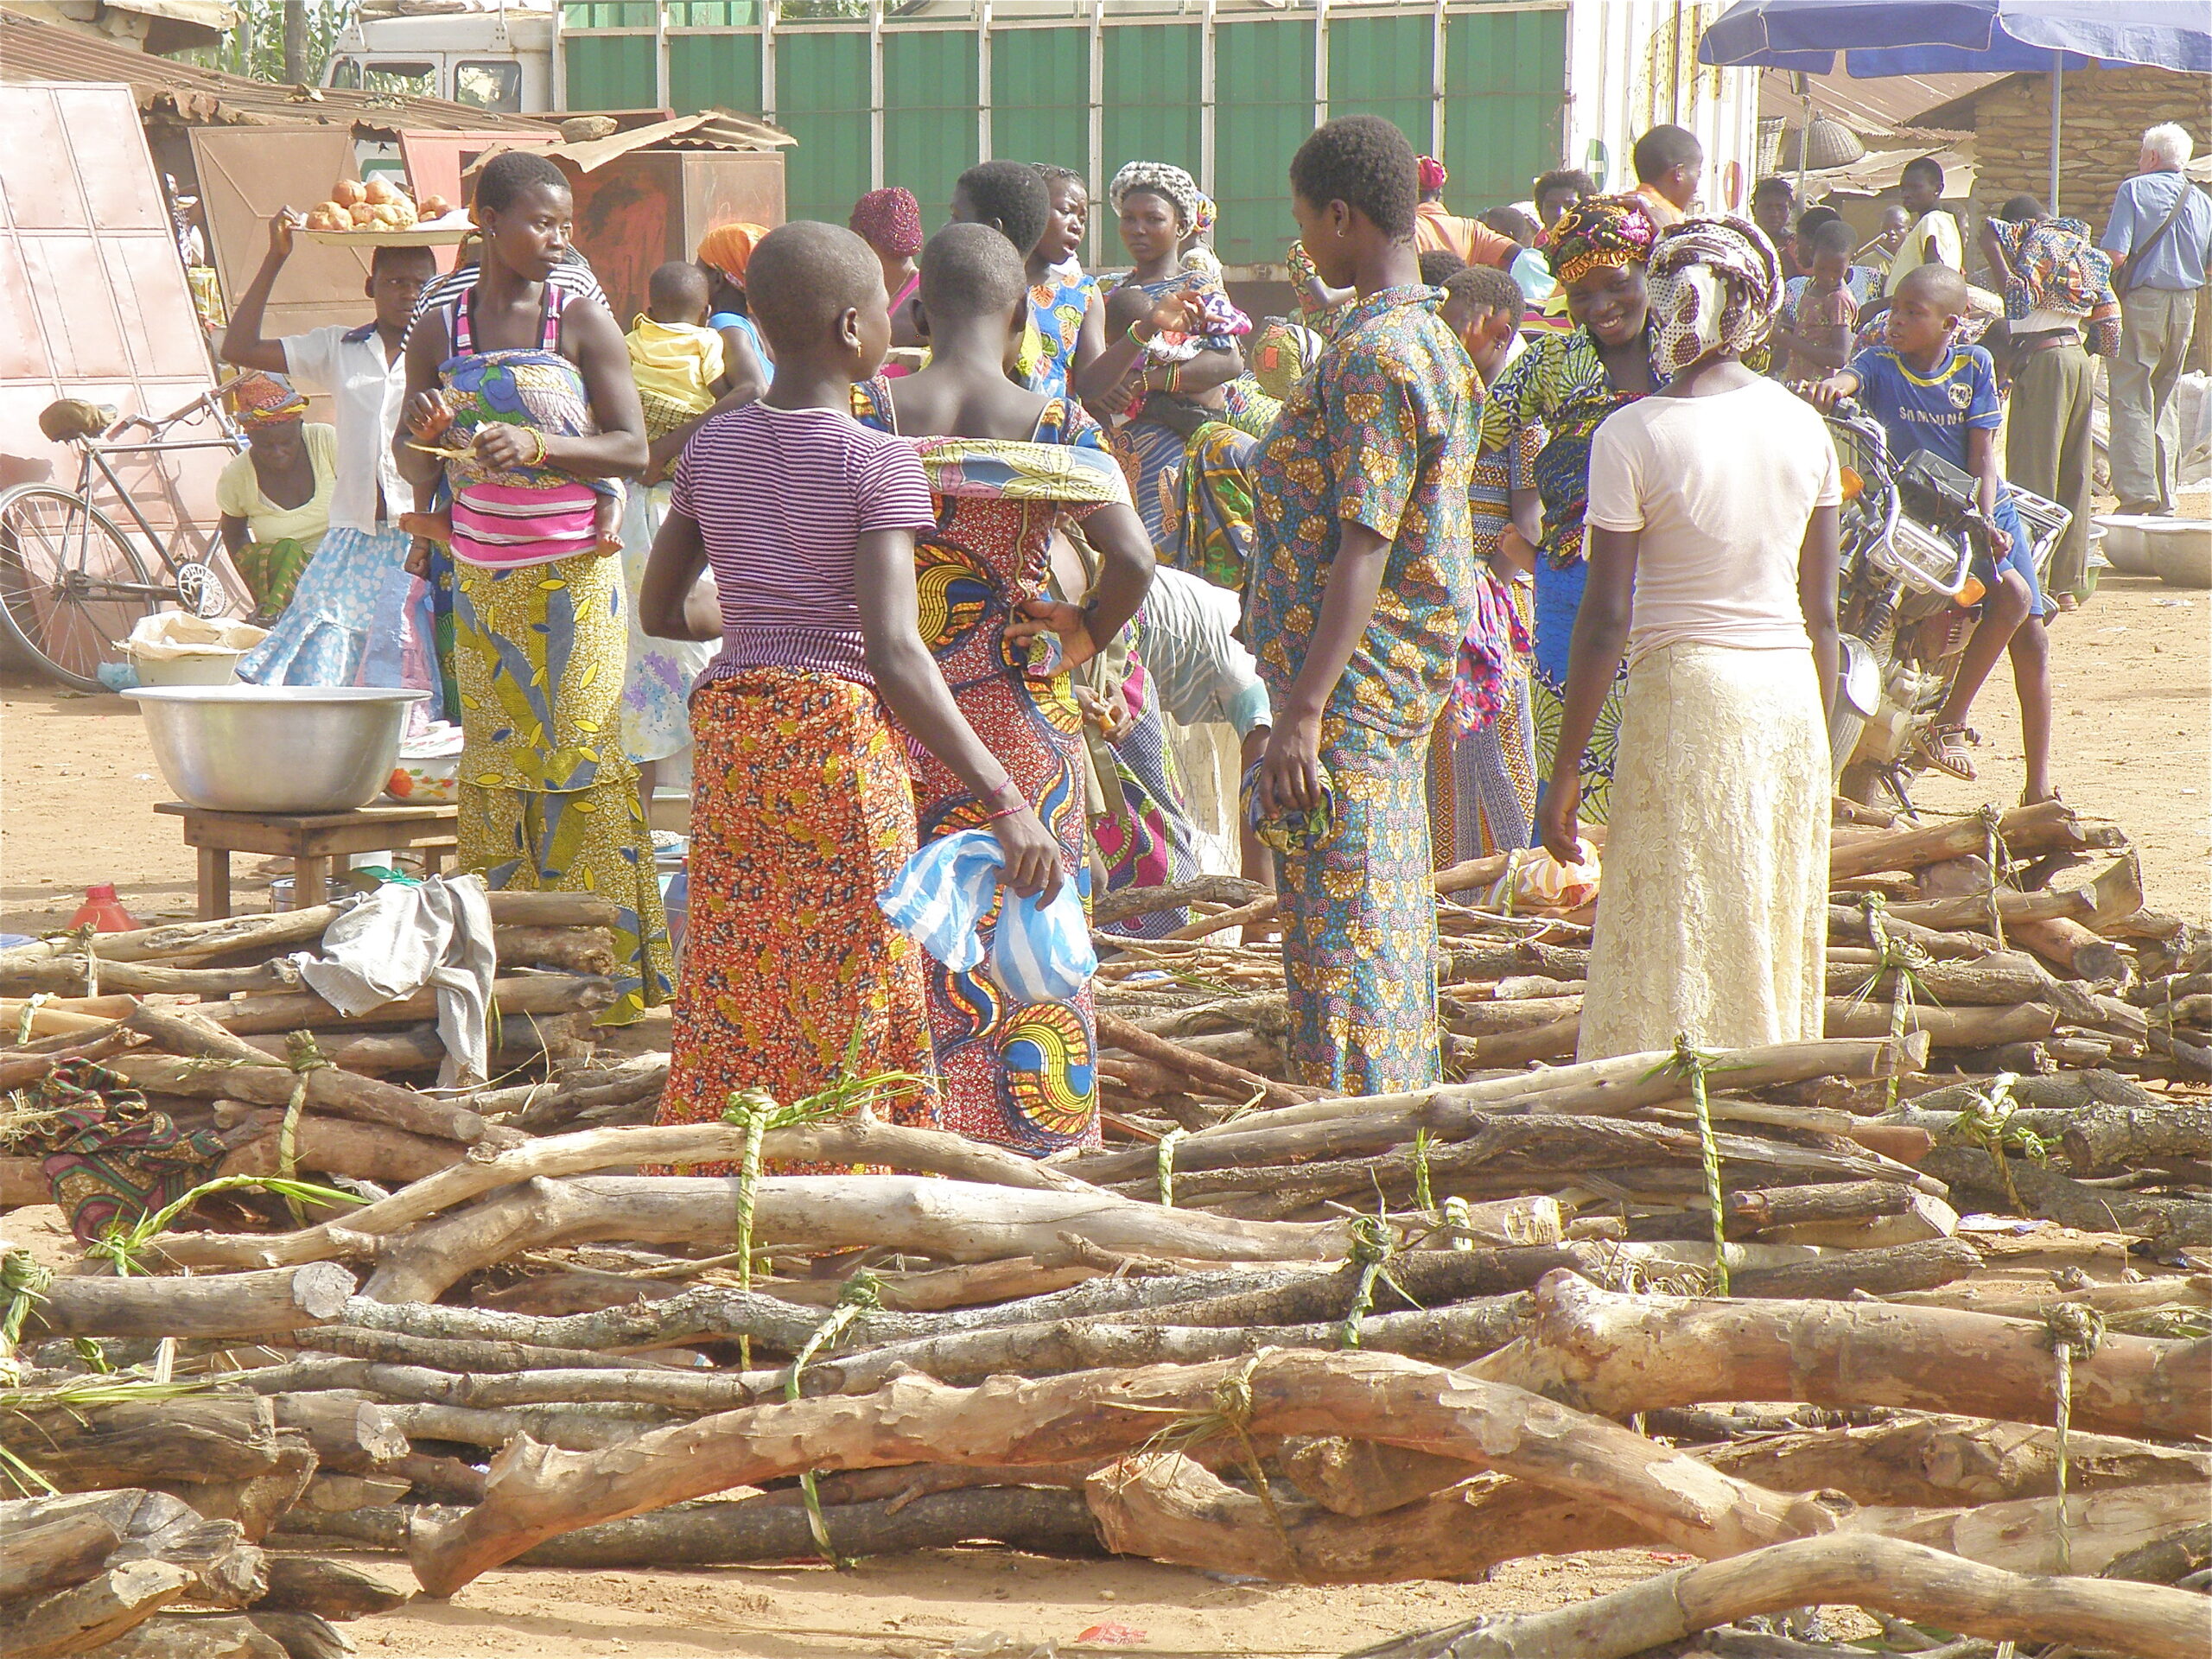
left=1654, top=1036, right=1732, bottom=1295
left=782, top=1269, right=885, bottom=1567
left=86, top=1173, right=357, bottom=1277
left=1945, top=1071, right=2049, bottom=1212
left=1851, top=892, right=1935, bottom=1113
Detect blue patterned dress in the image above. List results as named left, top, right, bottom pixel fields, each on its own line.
left=1243, top=283, right=1479, bottom=1094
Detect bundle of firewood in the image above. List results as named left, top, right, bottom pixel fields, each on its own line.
left=1, top=798, right=2206, bottom=1657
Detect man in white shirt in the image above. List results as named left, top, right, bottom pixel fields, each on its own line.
left=2100, top=123, right=2212, bottom=516
left=220, top=209, right=437, bottom=686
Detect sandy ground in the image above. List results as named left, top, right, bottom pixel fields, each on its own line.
left=7, top=571, right=2204, bottom=935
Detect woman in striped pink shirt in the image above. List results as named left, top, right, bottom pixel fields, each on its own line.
left=639, top=220, right=1059, bottom=1150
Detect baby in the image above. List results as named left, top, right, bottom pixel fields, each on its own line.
left=626, top=261, right=728, bottom=440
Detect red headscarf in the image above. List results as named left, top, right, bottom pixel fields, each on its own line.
left=849, top=188, right=924, bottom=259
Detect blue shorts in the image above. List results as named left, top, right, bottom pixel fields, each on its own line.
left=1979, top=490, right=2048, bottom=619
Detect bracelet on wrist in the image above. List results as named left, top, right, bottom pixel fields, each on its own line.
left=983, top=801, right=1026, bottom=823
left=1127, top=321, right=1154, bottom=347
left=982, top=777, right=1023, bottom=810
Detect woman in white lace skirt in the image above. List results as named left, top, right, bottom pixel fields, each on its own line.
left=1537, top=215, right=1840, bottom=1059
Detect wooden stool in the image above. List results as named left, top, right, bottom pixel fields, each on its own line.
left=155, top=801, right=461, bottom=920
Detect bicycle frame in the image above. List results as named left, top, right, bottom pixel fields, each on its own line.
left=73, top=385, right=248, bottom=587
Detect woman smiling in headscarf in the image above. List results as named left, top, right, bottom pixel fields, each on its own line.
left=695, top=221, right=772, bottom=399
left=1539, top=214, right=1840, bottom=1059
left=1478, top=194, right=1659, bottom=823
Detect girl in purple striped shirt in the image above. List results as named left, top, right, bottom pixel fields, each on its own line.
left=638, top=220, right=1058, bottom=1151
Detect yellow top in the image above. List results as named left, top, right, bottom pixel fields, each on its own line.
left=625, top=316, right=726, bottom=416
left=214, top=422, right=338, bottom=549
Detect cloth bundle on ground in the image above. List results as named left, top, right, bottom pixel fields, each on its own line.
left=2, top=1059, right=227, bottom=1243
left=284, top=873, right=497, bottom=1086
left=878, top=828, right=1096, bottom=1007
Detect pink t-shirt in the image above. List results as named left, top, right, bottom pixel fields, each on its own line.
left=669, top=400, right=935, bottom=686
left=1586, top=376, right=1840, bottom=667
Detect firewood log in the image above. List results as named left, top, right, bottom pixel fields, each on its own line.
left=251, top=1557, right=409, bottom=1620
left=1722, top=1238, right=1980, bottom=1300
left=8, top=1562, right=197, bottom=1659
left=2058, top=1098, right=2212, bottom=1173
left=1920, top=1147, right=2212, bottom=1246
left=2010, top=912, right=2133, bottom=982
left=8, top=1396, right=283, bottom=1491
left=404, top=1348, right=1840, bottom=1596
left=2101, top=1521, right=2212, bottom=1586
left=491, top=925, right=618, bottom=976
left=1466, top=1271, right=2209, bottom=1440
left=1343, top=1534, right=2206, bottom=1659
left=151, top=1437, right=315, bottom=1543
left=86, top=1617, right=289, bottom=1659
left=243, top=1612, right=351, bottom=1659
left=267, top=1396, right=407, bottom=1475
left=215, top=1114, right=464, bottom=1187
left=0, top=1491, right=130, bottom=1602
left=295, top=1473, right=411, bottom=1514
left=1827, top=800, right=2123, bottom=880
left=23, top=1264, right=356, bottom=1342
left=108, top=1055, right=494, bottom=1149
left=1095, top=1009, right=1313, bottom=1108
left=203, top=975, right=615, bottom=1035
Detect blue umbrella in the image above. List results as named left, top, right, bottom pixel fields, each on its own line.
left=1698, top=1, right=2212, bottom=211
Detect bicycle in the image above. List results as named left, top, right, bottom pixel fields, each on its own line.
left=0, top=378, right=252, bottom=691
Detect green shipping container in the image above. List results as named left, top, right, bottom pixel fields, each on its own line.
left=555, top=1, right=1600, bottom=270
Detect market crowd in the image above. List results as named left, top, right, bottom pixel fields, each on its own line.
left=209, top=111, right=2209, bottom=1157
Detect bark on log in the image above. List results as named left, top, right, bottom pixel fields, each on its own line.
left=2009, top=912, right=2133, bottom=982
left=0, top=1491, right=129, bottom=1601
left=152, top=1438, right=315, bottom=1543
left=2102, top=1522, right=2212, bottom=1586
left=107, top=1055, right=492, bottom=1149
left=1096, top=1009, right=1314, bottom=1108
left=268, top=1395, right=408, bottom=1475
left=1827, top=801, right=2123, bottom=880
left=382, top=1402, right=673, bottom=1452
left=217, top=1115, right=464, bottom=1187
left=405, top=1348, right=1840, bottom=1595
left=2060, top=1100, right=2212, bottom=1173
left=491, top=925, right=618, bottom=976
left=360, top=1176, right=1361, bottom=1305
left=1064, top=1033, right=1928, bottom=1185
left=1822, top=998, right=2057, bottom=1046
left=85, top=1617, right=287, bottom=1659
left=1340, top=1534, right=2207, bottom=1659
left=146, top=1119, right=1103, bottom=1274
left=244, top=1612, right=352, bottom=1659
left=1883, top=850, right=2144, bottom=934
left=230, top=1016, right=584, bottom=1077
left=1706, top=1415, right=2212, bottom=1508
left=1280, top=1436, right=1478, bottom=1519
left=476, top=1054, right=668, bottom=1128
left=0, top=907, right=343, bottom=969
left=252, top=1557, right=410, bottom=1620
left=270, top=1325, right=691, bottom=1376
left=204, top=976, right=616, bottom=1036
left=295, top=1473, right=410, bottom=1513
left=8, top=1562, right=197, bottom=1659
left=23, top=1264, right=357, bottom=1341
left=1919, top=1147, right=2212, bottom=1246
left=1826, top=905, right=1998, bottom=962
left=1091, top=875, right=1268, bottom=926
left=1722, top=1238, right=1980, bottom=1300
left=1465, top=1271, right=2210, bottom=1440
left=8, top=1396, right=282, bottom=1490
left=389, top=1451, right=488, bottom=1505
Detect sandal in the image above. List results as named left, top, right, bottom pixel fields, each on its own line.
left=1913, top=723, right=1978, bottom=782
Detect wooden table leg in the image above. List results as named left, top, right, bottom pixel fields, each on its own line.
left=198, top=847, right=232, bottom=922
left=293, top=855, right=327, bottom=910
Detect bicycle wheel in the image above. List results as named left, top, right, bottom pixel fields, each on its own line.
left=0, top=486, right=157, bottom=692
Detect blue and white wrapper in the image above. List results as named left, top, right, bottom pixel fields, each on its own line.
left=878, top=827, right=1095, bottom=1005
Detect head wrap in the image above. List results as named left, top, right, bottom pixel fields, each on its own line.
left=229, top=371, right=308, bottom=429
left=696, top=221, right=769, bottom=286
left=1645, top=214, right=1783, bottom=379
left=849, top=188, right=924, bottom=259
left=1417, top=155, right=1450, bottom=195
left=1108, top=161, right=1203, bottom=231
left=1547, top=194, right=1659, bottom=287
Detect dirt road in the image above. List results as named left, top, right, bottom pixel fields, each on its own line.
left=7, top=572, right=2203, bottom=934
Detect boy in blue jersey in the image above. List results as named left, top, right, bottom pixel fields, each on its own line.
left=1804, top=264, right=2053, bottom=804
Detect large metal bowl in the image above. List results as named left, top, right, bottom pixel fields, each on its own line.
left=125, top=686, right=431, bottom=814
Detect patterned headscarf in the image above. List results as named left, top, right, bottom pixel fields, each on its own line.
left=1646, top=214, right=1783, bottom=379
left=1109, top=160, right=1203, bottom=231
left=1417, top=155, right=1450, bottom=195
left=229, top=371, right=308, bottom=429
left=849, top=188, right=924, bottom=259
left=696, top=221, right=769, bottom=286
left=1547, top=194, right=1659, bottom=287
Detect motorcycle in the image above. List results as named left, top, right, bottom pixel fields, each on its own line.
left=1820, top=399, right=2069, bottom=810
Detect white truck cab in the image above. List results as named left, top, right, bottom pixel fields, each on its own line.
left=323, top=0, right=556, bottom=115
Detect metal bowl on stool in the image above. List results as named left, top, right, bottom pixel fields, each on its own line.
left=125, top=685, right=430, bottom=813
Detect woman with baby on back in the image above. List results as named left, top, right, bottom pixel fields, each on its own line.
left=638, top=220, right=1066, bottom=1151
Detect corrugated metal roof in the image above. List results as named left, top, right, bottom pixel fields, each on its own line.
left=0, top=6, right=556, bottom=134
left=539, top=109, right=793, bottom=170
left=1758, top=66, right=2006, bottom=139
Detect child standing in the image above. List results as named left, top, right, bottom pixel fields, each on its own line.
left=638, top=221, right=1062, bottom=1145
left=625, top=261, right=728, bottom=440
left=1805, top=263, right=2052, bottom=804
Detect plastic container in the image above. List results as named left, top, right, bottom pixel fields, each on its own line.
left=69, top=883, right=139, bottom=933
left=122, top=613, right=267, bottom=687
